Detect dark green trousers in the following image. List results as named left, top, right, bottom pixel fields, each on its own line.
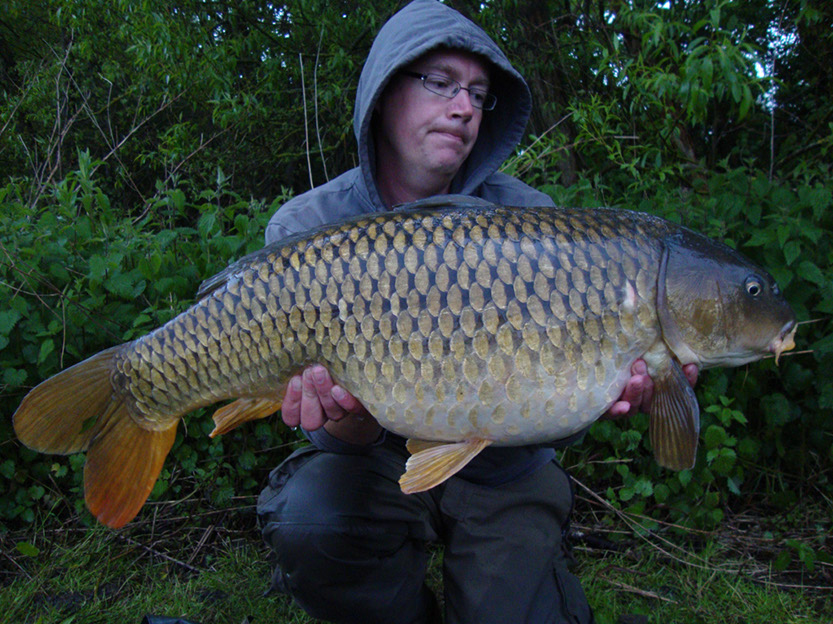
left=257, top=438, right=594, bottom=624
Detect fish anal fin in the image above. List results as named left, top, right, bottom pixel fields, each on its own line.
left=405, top=438, right=448, bottom=455
left=84, top=400, right=178, bottom=529
left=400, top=438, right=492, bottom=494
left=209, top=396, right=283, bottom=438
left=649, top=360, right=700, bottom=471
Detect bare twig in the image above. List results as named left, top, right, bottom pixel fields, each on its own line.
left=299, top=52, right=314, bottom=189
left=602, top=577, right=679, bottom=603
left=186, top=525, right=215, bottom=567
left=116, top=534, right=213, bottom=574
left=314, top=24, right=329, bottom=182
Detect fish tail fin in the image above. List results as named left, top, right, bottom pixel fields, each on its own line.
left=84, top=401, right=177, bottom=528
left=13, top=347, right=121, bottom=454
left=13, top=347, right=177, bottom=528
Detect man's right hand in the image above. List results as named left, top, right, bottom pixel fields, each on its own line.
left=281, top=365, right=382, bottom=445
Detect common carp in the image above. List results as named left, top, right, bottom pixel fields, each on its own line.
left=13, top=199, right=797, bottom=528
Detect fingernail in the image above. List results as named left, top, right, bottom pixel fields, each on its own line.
left=290, top=377, right=301, bottom=392
left=313, top=366, right=326, bottom=383
left=332, top=386, right=345, bottom=401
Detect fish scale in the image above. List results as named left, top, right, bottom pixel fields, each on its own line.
left=13, top=201, right=797, bottom=528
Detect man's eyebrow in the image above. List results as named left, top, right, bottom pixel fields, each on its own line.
left=420, top=63, right=490, bottom=87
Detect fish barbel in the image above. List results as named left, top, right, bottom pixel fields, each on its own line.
left=13, top=199, right=797, bottom=527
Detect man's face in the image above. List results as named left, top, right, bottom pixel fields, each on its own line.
left=375, top=49, right=490, bottom=185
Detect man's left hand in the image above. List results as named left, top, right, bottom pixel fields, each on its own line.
left=602, top=359, right=699, bottom=420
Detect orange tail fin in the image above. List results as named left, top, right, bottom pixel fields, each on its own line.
left=13, top=347, right=177, bottom=528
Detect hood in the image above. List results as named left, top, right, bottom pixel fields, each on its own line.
left=354, top=0, right=533, bottom=210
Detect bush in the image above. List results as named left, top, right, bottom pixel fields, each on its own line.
left=0, top=153, right=295, bottom=528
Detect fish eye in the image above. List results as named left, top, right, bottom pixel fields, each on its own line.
left=745, top=276, right=763, bottom=297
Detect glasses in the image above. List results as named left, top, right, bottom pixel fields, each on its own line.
left=400, top=71, right=497, bottom=111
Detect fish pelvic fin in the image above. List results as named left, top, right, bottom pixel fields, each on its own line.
left=400, top=438, right=492, bottom=494
left=13, top=347, right=122, bottom=454
left=84, top=400, right=177, bottom=528
left=649, top=360, right=700, bottom=471
left=209, top=397, right=283, bottom=437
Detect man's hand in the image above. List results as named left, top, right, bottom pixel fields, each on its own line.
left=602, top=359, right=699, bottom=421
left=281, top=364, right=382, bottom=444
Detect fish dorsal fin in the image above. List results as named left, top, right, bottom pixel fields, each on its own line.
left=399, top=438, right=492, bottom=494
left=649, top=360, right=700, bottom=470
left=392, top=194, right=497, bottom=212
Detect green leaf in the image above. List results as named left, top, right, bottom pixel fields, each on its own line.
left=2, top=368, right=27, bottom=387
left=0, top=460, right=14, bottom=479
left=783, top=240, right=801, bottom=266
left=704, top=425, right=728, bottom=449
left=88, top=254, right=106, bottom=282
left=15, top=542, right=40, bottom=557
left=37, top=339, right=55, bottom=364
left=796, top=260, right=826, bottom=285
left=0, top=309, right=22, bottom=335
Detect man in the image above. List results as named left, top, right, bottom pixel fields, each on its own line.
left=258, top=2, right=696, bottom=623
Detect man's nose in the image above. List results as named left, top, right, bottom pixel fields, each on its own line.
left=448, top=88, right=475, bottom=117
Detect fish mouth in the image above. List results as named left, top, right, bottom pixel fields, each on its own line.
left=770, top=320, right=797, bottom=365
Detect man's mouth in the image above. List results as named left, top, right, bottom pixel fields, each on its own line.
left=433, top=129, right=467, bottom=144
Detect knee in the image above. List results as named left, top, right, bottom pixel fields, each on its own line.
left=257, top=451, right=434, bottom=623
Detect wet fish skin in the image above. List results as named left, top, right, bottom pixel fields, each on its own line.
left=13, top=201, right=796, bottom=527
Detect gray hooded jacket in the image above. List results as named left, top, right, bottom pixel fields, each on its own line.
left=265, top=0, right=554, bottom=245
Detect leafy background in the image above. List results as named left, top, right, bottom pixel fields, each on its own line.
left=1, top=0, right=831, bottom=576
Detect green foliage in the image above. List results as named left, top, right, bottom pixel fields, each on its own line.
left=0, top=156, right=294, bottom=527
left=558, top=162, right=833, bottom=531
left=1, top=1, right=831, bottom=533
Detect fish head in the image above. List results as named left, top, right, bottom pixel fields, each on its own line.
left=658, top=228, right=797, bottom=369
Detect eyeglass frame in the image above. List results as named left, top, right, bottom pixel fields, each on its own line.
left=399, top=70, right=497, bottom=111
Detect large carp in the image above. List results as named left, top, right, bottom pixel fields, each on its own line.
left=14, top=198, right=796, bottom=528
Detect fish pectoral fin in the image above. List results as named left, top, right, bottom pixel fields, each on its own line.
left=210, top=397, right=283, bottom=437
left=399, top=438, right=492, bottom=494
left=649, top=360, right=700, bottom=471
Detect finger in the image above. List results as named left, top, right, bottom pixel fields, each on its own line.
left=629, top=359, right=654, bottom=413
left=621, top=374, right=645, bottom=414
left=281, top=376, right=303, bottom=428
left=300, top=368, right=326, bottom=430
left=601, top=400, right=632, bottom=420
left=683, top=363, right=699, bottom=388
left=308, top=365, right=346, bottom=422
left=630, top=359, right=648, bottom=377
left=331, top=385, right=365, bottom=414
